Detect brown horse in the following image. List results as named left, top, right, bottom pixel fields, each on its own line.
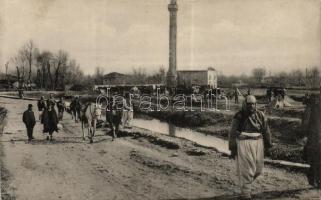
left=106, top=97, right=123, bottom=140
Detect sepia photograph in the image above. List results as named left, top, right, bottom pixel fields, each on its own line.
left=0, top=0, right=320, bottom=199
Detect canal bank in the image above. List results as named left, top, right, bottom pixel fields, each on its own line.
left=134, top=109, right=306, bottom=164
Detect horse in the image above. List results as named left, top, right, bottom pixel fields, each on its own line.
left=80, top=102, right=101, bottom=143
left=106, top=97, right=123, bottom=140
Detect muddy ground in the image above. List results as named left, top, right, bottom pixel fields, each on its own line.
left=135, top=101, right=307, bottom=163
left=0, top=97, right=320, bottom=200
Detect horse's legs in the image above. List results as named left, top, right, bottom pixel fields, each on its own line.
left=92, top=119, right=96, bottom=137
left=110, top=124, right=116, bottom=140
left=114, top=123, right=119, bottom=139
left=74, top=110, right=77, bottom=122
left=88, top=126, right=93, bottom=143
left=75, top=110, right=79, bottom=123
left=112, top=128, right=116, bottom=140
left=81, top=122, right=85, bottom=140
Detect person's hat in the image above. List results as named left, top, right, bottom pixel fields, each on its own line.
left=246, top=95, right=256, bottom=103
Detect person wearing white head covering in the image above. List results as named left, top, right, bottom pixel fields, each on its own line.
left=229, top=95, right=272, bottom=200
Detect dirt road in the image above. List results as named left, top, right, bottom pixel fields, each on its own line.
left=0, top=97, right=320, bottom=200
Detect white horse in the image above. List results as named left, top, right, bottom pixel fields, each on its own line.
left=80, top=102, right=101, bottom=143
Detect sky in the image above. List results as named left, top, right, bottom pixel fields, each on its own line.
left=0, top=0, right=320, bottom=75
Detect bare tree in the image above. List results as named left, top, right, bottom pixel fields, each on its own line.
left=310, top=67, right=320, bottom=88
left=53, top=50, right=68, bottom=89
left=94, top=67, right=105, bottom=85
left=290, top=69, right=304, bottom=86
left=132, top=67, right=147, bottom=84
left=146, top=66, right=166, bottom=84
left=19, top=40, right=38, bottom=83
left=64, top=59, right=85, bottom=86
left=5, top=62, right=9, bottom=83
left=277, top=71, right=288, bottom=87
left=11, top=56, right=25, bottom=83
left=36, top=51, right=53, bottom=90
left=252, top=68, right=266, bottom=83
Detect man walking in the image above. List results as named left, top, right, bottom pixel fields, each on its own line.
left=23, top=104, right=36, bottom=141
left=71, top=96, right=81, bottom=123
left=47, top=104, right=58, bottom=141
left=57, top=97, right=66, bottom=121
left=37, top=96, right=46, bottom=121
left=234, top=88, right=239, bottom=104
left=229, top=95, right=272, bottom=200
left=47, top=93, right=56, bottom=109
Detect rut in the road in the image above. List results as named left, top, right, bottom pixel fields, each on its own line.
left=129, top=150, right=237, bottom=188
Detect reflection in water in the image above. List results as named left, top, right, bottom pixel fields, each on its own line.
left=168, top=123, right=176, bottom=137
left=132, top=117, right=229, bottom=154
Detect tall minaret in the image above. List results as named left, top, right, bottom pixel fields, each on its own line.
left=167, top=0, right=178, bottom=90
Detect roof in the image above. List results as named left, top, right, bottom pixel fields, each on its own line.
left=177, top=67, right=216, bottom=73
left=103, top=72, right=126, bottom=78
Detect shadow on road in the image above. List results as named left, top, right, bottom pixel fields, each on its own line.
left=166, top=194, right=239, bottom=200
left=167, top=188, right=315, bottom=200
left=0, top=135, right=114, bottom=145
left=252, top=188, right=315, bottom=199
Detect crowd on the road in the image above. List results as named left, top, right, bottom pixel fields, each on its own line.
left=22, top=93, right=134, bottom=143
left=23, top=93, right=63, bottom=141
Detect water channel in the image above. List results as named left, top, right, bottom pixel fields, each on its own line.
left=132, top=116, right=230, bottom=154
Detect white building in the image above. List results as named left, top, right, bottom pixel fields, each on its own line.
left=177, top=67, right=218, bottom=88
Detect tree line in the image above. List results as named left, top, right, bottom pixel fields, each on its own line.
left=8, top=40, right=85, bottom=90
left=5, top=40, right=167, bottom=90
left=219, top=67, right=321, bottom=89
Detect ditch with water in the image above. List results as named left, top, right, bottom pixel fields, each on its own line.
left=131, top=115, right=230, bottom=154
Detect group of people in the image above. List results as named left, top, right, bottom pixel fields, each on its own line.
left=23, top=93, right=134, bottom=142
left=22, top=94, right=66, bottom=141
left=266, top=88, right=286, bottom=102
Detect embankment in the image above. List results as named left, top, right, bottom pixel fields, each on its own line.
left=135, top=109, right=306, bottom=163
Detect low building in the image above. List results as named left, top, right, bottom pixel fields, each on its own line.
left=177, top=67, right=217, bottom=88
left=103, top=72, right=130, bottom=85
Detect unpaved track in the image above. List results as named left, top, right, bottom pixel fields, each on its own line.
left=0, top=97, right=320, bottom=200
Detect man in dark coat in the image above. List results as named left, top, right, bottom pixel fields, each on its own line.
left=23, top=104, right=36, bottom=141
left=47, top=93, right=56, bottom=109
left=37, top=96, right=46, bottom=111
left=37, top=96, right=46, bottom=122
left=57, top=97, right=66, bottom=121
left=71, top=96, right=81, bottom=123
left=46, top=104, right=58, bottom=141
left=303, top=94, right=321, bottom=188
